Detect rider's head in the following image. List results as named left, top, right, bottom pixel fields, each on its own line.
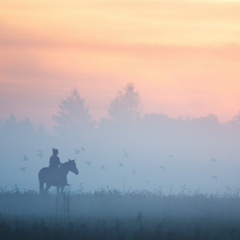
left=52, top=148, right=58, bottom=156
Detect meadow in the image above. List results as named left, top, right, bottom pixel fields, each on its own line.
left=1, top=187, right=240, bottom=239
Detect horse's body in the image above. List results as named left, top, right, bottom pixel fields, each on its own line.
left=38, top=160, right=79, bottom=194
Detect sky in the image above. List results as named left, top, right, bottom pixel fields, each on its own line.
left=1, top=0, right=240, bottom=129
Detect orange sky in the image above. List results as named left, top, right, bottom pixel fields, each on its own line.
left=1, top=0, right=240, bottom=128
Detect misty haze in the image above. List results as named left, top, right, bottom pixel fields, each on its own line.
left=1, top=85, right=240, bottom=195
left=1, top=84, right=240, bottom=239
left=1, top=0, right=240, bottom=239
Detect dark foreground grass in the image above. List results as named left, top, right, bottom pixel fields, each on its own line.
left=1, top=188, right=240, bottom=239
left=2, top=216, right=240, bottom=240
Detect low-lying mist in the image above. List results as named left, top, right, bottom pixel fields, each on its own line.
left=0, top=112, right=240, bottom=195
left=2, top=87, right=240, bottom=239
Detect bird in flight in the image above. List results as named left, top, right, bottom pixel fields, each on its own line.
left=85, top=161, right=91, bottom=167
left=22, top=155, right=28, bottom=161
left=132, top=169, right=136, bottom=175
left=159, top=166, right=165, bottom=171
left=81, top=147, right=86, bottom=151
left=123, top=150, right=129, bottom=157
left=211, top=175, right=218, bottom=181
left=119, top=161, right=123, bottom=167
left=211, top=158, right=217, bottom=163
left=37, top=150, right=43, bottom=158
left=101, top=165, right=106, bottom=170
left=20, top=167, right=26, bottom=172
left=75, top=149, right=80, bottom=155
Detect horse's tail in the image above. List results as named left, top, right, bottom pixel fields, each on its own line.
left=38, top=168, right=45, bottom=194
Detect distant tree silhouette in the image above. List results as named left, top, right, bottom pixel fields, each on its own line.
left=1, top=114, right=34, bottom=137
left=53, top=89, right=92, bottom=133
left=233, top=111, right=240, bottom=122
left=108, top=83, right=142, bottom=123
left=0, top=115, right=36, bottom=152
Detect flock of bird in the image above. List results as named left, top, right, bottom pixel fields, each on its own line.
left=18, top=148, right=220, bottom=186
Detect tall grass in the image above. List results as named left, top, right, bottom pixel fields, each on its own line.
left=1, top=187, right=240, bottom=239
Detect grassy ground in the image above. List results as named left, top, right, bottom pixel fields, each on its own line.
left=1, top=188, right=240, bottom=239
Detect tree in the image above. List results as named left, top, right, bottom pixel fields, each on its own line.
left=0, top=114, right=35, bottom=148
left=53, top=89, right=92, bottom=133
left=108, top=83, right=142, bottom=123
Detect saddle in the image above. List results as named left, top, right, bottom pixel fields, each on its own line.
left=48, top=165, right=68, bottom=186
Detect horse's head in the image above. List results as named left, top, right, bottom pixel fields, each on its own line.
left=65, top=159, right=79, bottom=175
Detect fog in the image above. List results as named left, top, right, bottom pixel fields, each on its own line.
left=1, top=94, right=240, bottom=195
left=2, top=87, right=240, bottom=239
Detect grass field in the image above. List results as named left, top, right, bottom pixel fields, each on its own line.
left=1, top=187, right=240, bottom=239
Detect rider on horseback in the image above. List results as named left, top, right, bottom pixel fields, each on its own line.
left=49, top=148, right=69, bottom=187
left=49, top=148, right=61, bottom=168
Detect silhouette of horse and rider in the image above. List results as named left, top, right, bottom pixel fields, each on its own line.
left=38, top=148, right=79, bottom=194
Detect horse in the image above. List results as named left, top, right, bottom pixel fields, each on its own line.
left=38, top=159, right=79, bottom=194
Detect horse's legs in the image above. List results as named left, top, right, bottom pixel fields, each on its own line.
left=39, top=181, right=44, bottom=194
left=57, top=186, right=64, bottom=194
left=44, top=184, right=51, bottom=193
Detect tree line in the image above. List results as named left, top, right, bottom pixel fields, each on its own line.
left=1, top=82, right=240, bottom=138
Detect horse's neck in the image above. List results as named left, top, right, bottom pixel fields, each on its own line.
left=60, top=165, right=69, bottom=175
